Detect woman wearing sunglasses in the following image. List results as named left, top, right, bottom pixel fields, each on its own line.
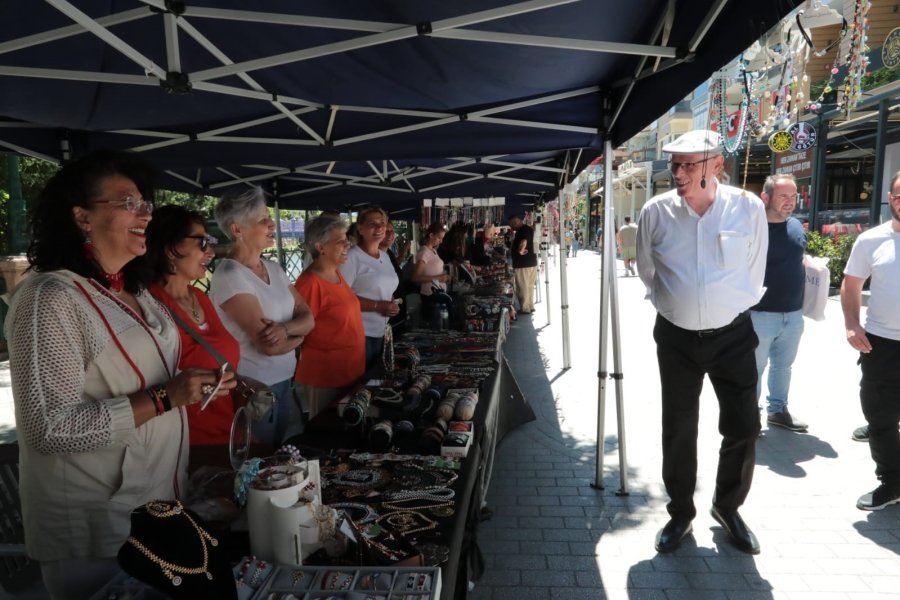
left=145, top=205, right=240, bottom=445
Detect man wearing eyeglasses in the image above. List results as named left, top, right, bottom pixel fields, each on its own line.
left=842, top=172, right=900, bottom=511
left=636, top=129, right=768, bottom=555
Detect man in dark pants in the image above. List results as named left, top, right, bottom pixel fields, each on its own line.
left=842, top=171, right=900, bottom=511
left=508, top=214, right=537, bottom=314
left=636, top=129, right=768, bottom=554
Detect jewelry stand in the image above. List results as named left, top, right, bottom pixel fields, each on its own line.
left=117, top=500, right=236, bottom=599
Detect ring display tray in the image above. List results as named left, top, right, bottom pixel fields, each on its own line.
left=251, top=565, right=442, bottom=600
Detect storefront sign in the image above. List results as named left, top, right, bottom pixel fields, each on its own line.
left=788, top=122, right=817, bottom=151
left=768, top=130, right=793, bottom=153
left=884, top=27, right=900, bottom=69
left=774, top=149, right=814, bottom=179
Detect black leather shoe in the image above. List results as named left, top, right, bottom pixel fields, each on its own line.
left=710, top=506, right=760, bottom=555
left=654, top=518, right=693, bottom=553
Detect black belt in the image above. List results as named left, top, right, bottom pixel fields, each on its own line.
left=693, top=311, right=750, bottom=338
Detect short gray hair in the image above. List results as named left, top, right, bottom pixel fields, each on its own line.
left=305, top=213, right=347, bottom=259
left=215, top=185, right=267, bottom=241
left=762, top=173, right=796, bottom=197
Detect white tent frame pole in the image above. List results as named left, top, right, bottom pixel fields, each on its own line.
left=558, top=184, right=572, bottom=369
left=273, top=192, right=285, bottom=270
left=0, top=8, right=148, bottom=55
left=434, top=28, right=677, bottom=58
left=163, top=12, right=181, bottom=72
left=593, top=139, right=629, bottom=493
left=607, top=195, right=629, bottom=496
left=46, top=0, right=167, bottom=79
left=541, top=205, right=550, bottom=324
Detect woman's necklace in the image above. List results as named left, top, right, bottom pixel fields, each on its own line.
left=104, top=271, right=125, bottom=294
left=126, top=500, right=219, bottom=587
left=184, top=290, right=201, bottom=323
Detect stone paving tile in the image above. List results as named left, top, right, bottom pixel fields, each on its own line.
left=492, top=587, right=550, bottom=600
left=519, top=569, right=576, bottom=587
left=538, top=505, right=585, bottom=517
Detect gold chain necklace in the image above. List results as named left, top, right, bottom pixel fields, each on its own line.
left=127, top=500, right=219, bottom=587
left=186, top=290, right=200, bottom=323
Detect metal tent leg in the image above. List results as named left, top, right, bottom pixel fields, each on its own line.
left=593, top=140, right=628, bottom=495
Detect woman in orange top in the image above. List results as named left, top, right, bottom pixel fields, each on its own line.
left=294, top=214, right=365, bottom=418
left=145, top=205, right=241, bottom=445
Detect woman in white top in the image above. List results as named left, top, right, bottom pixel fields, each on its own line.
left=340, top=207, right=400, bottom=369
left=6, top=151, right=234, bottom=600
left=210, top=186, right=314, bottom=446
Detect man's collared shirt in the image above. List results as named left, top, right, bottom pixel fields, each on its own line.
left=636, top=182, right=768, bottom=331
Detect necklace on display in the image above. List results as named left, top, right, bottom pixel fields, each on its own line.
left=127, top=500, right=219, bottom=586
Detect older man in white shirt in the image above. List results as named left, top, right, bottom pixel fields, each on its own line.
left=637, top=130, right=768, bottom=555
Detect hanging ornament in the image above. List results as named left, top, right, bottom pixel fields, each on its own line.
left=839, top=0, right=872, bottom=116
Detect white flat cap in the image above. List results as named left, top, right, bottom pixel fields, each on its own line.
left=662, top=129, right=722, bottom=154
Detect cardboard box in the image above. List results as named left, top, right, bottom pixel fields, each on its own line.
left=441, top=430, right=473, bottom=458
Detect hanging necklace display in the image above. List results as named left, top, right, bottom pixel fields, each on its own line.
left=838, top=0, right=872, bottom=116
left=125, top=500, right=219, bottom=587
left=382, top=322, right=395, bottom=374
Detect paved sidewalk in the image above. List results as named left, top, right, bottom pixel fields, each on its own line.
left=474, top=249, right=900, bottom=600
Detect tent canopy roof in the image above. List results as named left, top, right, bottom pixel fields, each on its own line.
left=0, top=0, right=801, bottom=210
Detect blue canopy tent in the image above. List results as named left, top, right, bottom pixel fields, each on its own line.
left=0, top=0, right=802, bottom=503
left=0, top=0, right=800, bottom=210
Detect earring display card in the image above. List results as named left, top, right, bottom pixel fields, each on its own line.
left=251, top=565, right=441, bottom=600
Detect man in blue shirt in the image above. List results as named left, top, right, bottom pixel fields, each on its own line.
left=751, top=174, right=808, bottom=433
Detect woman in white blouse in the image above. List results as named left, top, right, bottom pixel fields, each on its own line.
left=340, top=206, right=400, bottom=369
left=6, top=151, right=233, bottom=600
left=210, top=186, right=314, bottom=446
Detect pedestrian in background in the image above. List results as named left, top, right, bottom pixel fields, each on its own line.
left=617, top=216, right=638, bottom=276
left=841, top=171, right=900, bottom=511
left=751, top=174, right=808, bottom=433
left=636, top=129, right=767, bottom=555
left=508, top=214, right=538, bottom=314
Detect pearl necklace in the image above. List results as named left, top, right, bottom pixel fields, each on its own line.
left=126, top=500, right=219, bottom=587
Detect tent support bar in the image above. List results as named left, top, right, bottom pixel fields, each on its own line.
left=471, top=116, right=597, bottom=135
left=47, top=0, right=166, bottom=79
left=435, top=29, right=677, bottom=59
left=0, top=7, right=148, bottom=56
left=688, top=0, right=729, bottom=53
left=540, top=206, right=550, bottom=324
left=481, top=159, right=566, bottom=174
left=594, top=139, right=629, bottom=494
left=487, top=174, right=555, bottom=187
left=163, top=12, right=181, bottom=72
left=164, top=170, right=204, bottom=189
left=608, top=6, right=671, bottom=135
left=558, top=183, right=572, bottom=370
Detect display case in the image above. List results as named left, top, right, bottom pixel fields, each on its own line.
left=248, top=565, right=442, bottom=600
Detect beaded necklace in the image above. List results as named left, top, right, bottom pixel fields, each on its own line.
left=126, top=500, right=219, bottom=587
